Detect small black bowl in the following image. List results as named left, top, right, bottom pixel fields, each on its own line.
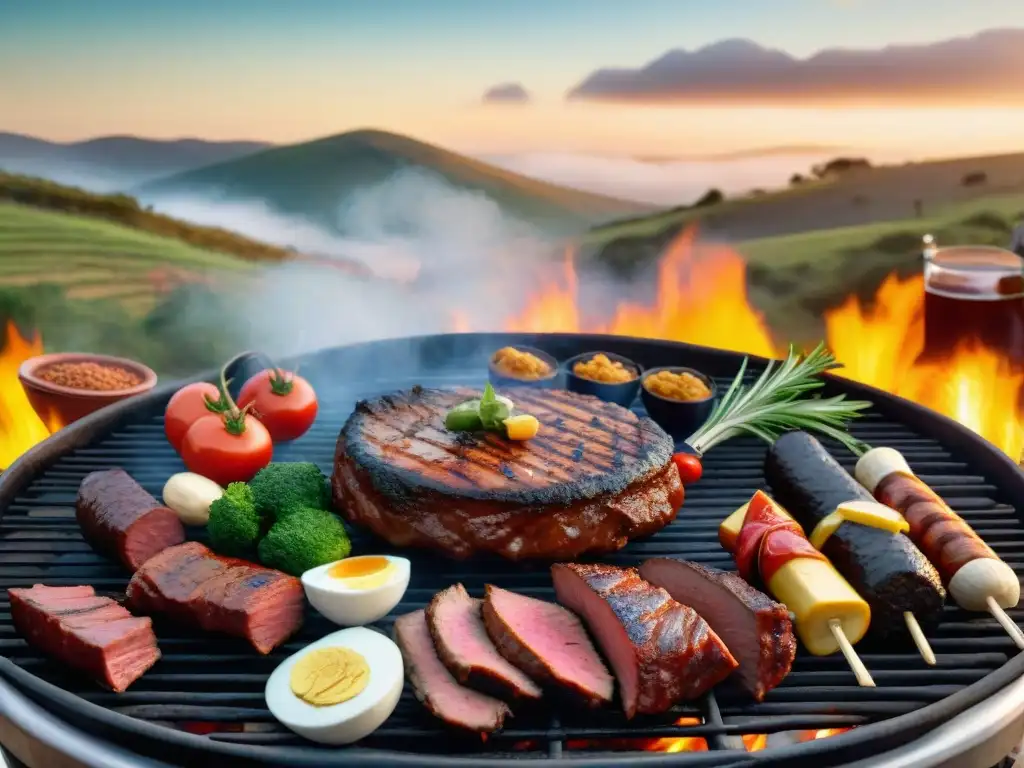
left=563, top=351, right=643, bottom=407
left=488, top=345, right=560, bottom=389
left=640, top=366, right=717, bottom=439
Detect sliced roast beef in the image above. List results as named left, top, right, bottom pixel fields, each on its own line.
left=394, top=609, right=512, bottom=733
left=552, top=563, right=737, bottom=718
left=482, top=584, right=613, bottom=708
left=425, top=583, right=542, bottom=703
left=9, top=584, right=160, bottom=692
left=639, top=558, right=795, bottom=702
left=76, top=468, right=185, bottom=572
left=126, top=542, right=304, bottom=654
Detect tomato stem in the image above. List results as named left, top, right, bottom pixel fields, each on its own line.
left=267, top=366, right=295, bottom=396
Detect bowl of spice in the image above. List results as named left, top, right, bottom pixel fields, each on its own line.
left=564, top=351, right=643, bottom=407
left=19, top=352, right=158, bottom=427
left=488, top=346, right=559, bottom=389
left=640, top=366, right=716, bottom=438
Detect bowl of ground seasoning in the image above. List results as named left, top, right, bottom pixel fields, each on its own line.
left=19, top=353, right=157, bottom=427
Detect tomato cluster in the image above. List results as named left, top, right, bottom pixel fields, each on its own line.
left=165, top=364, right=318, bottom=486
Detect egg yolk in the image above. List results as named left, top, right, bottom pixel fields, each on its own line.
left=290, top=646, right=370, bottom=707
left=328, top=556, right=395, bottom=590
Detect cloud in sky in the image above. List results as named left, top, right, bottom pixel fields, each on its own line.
left=566, top=28, right=1024, bottom=105
left=482, top=82, right=531, bottom=104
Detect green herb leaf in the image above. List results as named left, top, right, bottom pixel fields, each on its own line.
left=685, top=341, right=872, bottom=457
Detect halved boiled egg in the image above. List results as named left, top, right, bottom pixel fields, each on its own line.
left=265, top=626, right=403, bottom=745
left=302, top=555, right=410, bottom=626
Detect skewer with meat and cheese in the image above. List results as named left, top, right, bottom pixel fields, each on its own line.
left=762, top=431, right=946, bottom=663
left=719, top=489, right=876, bottom=686
left=856, top=446, right=1024, bottom=649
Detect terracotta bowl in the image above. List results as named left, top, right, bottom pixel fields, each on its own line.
left=18, top=353, right=158, bottom=428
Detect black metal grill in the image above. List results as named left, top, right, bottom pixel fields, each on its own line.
left=1, top=333, right=1023, bottom=768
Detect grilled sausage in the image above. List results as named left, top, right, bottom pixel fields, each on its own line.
left=764, top=432, right=946, bottom=634
left=856, top=447, right=1020, bottom=612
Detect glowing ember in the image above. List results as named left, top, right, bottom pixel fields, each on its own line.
left=744, top=733, right=768, bottom=751
left=804, top=727, right=853, bottom=740
left=0, top=320, right=60, bottom=470
left=497, top=227, right=1023, bottom=457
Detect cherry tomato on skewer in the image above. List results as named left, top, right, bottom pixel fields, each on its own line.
left=238, top=368, right=318, bottom=442
left=672, top=452, right=703, bottom=485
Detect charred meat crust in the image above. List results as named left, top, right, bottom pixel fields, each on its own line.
left=639, top=558, right=795, bottom=702
left=337, top=387, right=674, bottom=507
left=764, top=431, right=946, bottom=633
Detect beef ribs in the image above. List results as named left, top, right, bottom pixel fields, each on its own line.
left=125, top=541, right=304, bottom=654
left=426, top=584, right=543, bottom=703
left=552, top=563, right=737, bottom=718
left=639, top=558, right=795, bottom=702
left=9, top=584, right=160, bottom=692
left=394, top=609, right=512, bottom=733
left=76, top=468, right=185, bottom=572
left=331, top=387, right=683, bottom=561
left=482, top=584, right=613, bottom=708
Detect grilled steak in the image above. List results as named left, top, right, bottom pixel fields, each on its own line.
left=394, top=609, right=512, bottom=733
left=332, top=387, right=683, bottom=560
left=76, top=468, right=185, bottom=572
left=125, top=542, right=304, bottom=654
left=9, top=584, right=160, bottom=692
left=482, top=584, right=613, bottom=708
left=639, top=558, right=794, bottom=702
left=552, top=563, right=737, bottom=718
left=426, top=584, right=543, bottom=703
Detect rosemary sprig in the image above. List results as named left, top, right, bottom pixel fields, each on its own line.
left=686, top=341, right=873, bottom=457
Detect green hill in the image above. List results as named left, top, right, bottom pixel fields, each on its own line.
left=138, top=129, right=655, bottom=235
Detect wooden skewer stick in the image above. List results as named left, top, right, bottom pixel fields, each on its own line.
left=829, top=618, right=876, bottom=687
left=903, top=611, right=936, bottom=666
left=987, top=596, right=1024, bottom=650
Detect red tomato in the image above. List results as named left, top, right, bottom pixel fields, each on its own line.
left=672, top=452, right=703, bottom=485
left=165, top=382, right=229, bottom=452
left=238, top=368, right=318, bottom=442
left=180, top=412, right=272, bottom=486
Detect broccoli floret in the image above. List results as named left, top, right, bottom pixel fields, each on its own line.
left=248, top=462, right=330, bottom=521
left=257, top=506, right=351, bottom=576
left=206, top=482, right=263, bottom=558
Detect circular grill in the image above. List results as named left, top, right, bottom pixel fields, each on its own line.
left=1, top=333, right=1023, bottom=767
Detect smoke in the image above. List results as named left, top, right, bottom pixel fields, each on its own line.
left=144, top=168, right=560, bottom=360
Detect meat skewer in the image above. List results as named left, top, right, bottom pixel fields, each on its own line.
left=856, top=446, right=1024, bottom=649
left=764, top=431, right=945, bottom=665
left=720, top=490, right=876, bottom=686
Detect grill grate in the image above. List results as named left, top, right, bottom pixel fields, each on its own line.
left=1, top=334, right=1022, bottom=767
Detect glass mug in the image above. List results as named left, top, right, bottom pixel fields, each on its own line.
left=921, top=237, right=1024, bottom=365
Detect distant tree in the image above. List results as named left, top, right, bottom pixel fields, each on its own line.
left=961, top=171, right=987, bottom=187
left=693, top=188, right=724, bottom=208
left=750, top=188, right=767, bottom=197
left=789, top=173, right=806, bottom=186
left=812, top=157, right=872, bottom=179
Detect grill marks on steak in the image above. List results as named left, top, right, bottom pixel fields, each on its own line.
left=482, top=584, right=613, bottom=708
left=125, top=542, right=304, bottom=654
left=552, top=563, right=738, bottom=718
left=76, top=468, right=185, bottom=572
left=426, top=584, right=542, bottom=703
left=8, top=585, right=160, bottom=692
left=639, top=558, right=795, bottom=702
left=394, top=609, right=512, bottom=733
left=332, top=387, right=683, bottom=559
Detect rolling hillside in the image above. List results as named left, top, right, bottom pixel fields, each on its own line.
left=139, top=129, right=655, bottom=235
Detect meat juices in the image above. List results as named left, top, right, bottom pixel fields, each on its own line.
left=426, top=584, right=542, bottom=703
left=482, top=584, right=614, bottom=708
left=394, top=609, right=512, bottom=733
left=9, top=585, right=160, bottom=692
left=76, top=468, right=185, bottom=572
left=552, top=563, right=738, bottom=718
left=126, top=542, right=304, bottom=654
left=331, top=387, right=684, bottom=561
left=639, top=558, right=795, bottom=702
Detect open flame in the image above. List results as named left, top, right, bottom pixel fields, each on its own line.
left=492, top=227, right=1023, bottom=457
left=0, top=320, right=61, bottom=470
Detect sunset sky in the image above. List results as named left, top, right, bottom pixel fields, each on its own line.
left=4, top=0, right=1024, bottom=158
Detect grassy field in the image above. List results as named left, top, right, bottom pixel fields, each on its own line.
left=0, top=202, right=256, bottom=316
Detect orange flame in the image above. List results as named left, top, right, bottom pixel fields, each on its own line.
left=0, top=320, right=60, bottom=470
left=498, top=226, right=1023, bottom=457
